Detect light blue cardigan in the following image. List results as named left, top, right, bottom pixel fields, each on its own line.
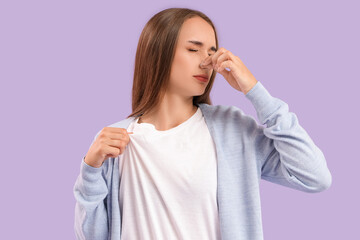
left=73, top=81, right=332, bottom=240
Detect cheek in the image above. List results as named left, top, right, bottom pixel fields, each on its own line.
left=176, top=51, right=194, bottom=66
left=171, top=53, right=193, bottom=76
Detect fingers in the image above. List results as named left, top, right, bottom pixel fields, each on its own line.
left=99, top=128, right=133, bottom=152
left=103, top=127, right=132, bottom=133
left=201, top=56, right=214, bottom=69
left=202, top=47, right=225, bottom=66
left=103, top=127, right=133, bottom=135
left=201, top=47, right=235, bottom=70
left=105, top=138, right=124, bottom=148
left=100, top=132, right=130, bottom=140
left=104, top=144, right=122, bottom=158
left=104, top=137, right=129, bottom=156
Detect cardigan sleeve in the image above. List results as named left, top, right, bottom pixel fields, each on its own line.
left=73, top=130, right=109, bottom=240
left=245, top=81, right=332, bottom=193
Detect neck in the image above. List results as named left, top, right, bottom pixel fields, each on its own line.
left=138, top=96, right=198, bottom=131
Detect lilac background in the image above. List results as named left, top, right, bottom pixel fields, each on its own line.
left=1, top=0, right=358, bottom=239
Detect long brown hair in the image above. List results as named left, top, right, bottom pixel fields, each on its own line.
left=126, top=7, right=219, bottom=119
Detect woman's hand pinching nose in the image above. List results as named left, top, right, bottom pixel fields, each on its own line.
left=200, top=47, right=258, bottom=94
left=200, top=56, right=213, bottom=69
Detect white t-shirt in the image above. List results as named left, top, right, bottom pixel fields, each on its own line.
left=119, top=106, right=221, bottom=240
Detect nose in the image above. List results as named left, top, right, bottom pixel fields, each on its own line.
left=200, top=56, right=212, bottom=69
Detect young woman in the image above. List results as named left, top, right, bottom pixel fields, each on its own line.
left=73, top=7, right=332, bottom=240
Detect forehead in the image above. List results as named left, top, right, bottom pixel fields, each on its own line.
left=178, top=17, right=216, bottom=46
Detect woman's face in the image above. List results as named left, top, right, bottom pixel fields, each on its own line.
left=168, top=16, right=217, bottom=99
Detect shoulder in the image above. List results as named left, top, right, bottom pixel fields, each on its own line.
left=199, top=103, right=258, bottom=125
left=198, top=103, right=262, bottom=138
left=106, top=117, right=136, bottom=129
left=92, top=116, right=137, bottom=140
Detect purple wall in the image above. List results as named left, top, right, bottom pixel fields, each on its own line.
left=1, top=0, right=358, bottom=239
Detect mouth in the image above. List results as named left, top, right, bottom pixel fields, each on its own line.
left=193, top=74, right=209, bottom=82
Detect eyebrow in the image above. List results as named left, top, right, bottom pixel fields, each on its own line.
left=187, top=40, right=217, bottom=52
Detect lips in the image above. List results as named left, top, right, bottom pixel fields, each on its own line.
left=193, top=74, right=209, bottom=79
left=194, top=76, right=208, bottom=82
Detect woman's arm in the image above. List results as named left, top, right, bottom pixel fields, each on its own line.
left=246, top=81, right=332, bottom=193
left=73, top=131, right=109, bottom=240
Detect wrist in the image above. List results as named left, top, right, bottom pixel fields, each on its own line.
left=84, top=155, right=102, bottom=168
left=243, top=79, right=258, bottom=95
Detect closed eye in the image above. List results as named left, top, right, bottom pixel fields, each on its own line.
left=188, top=49, right=212, bottom=56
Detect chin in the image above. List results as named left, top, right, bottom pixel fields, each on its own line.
left=192, top=89, right=206, bottom=97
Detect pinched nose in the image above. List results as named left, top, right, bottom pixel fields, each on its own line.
left=200, top=60, right=214, bottom=69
